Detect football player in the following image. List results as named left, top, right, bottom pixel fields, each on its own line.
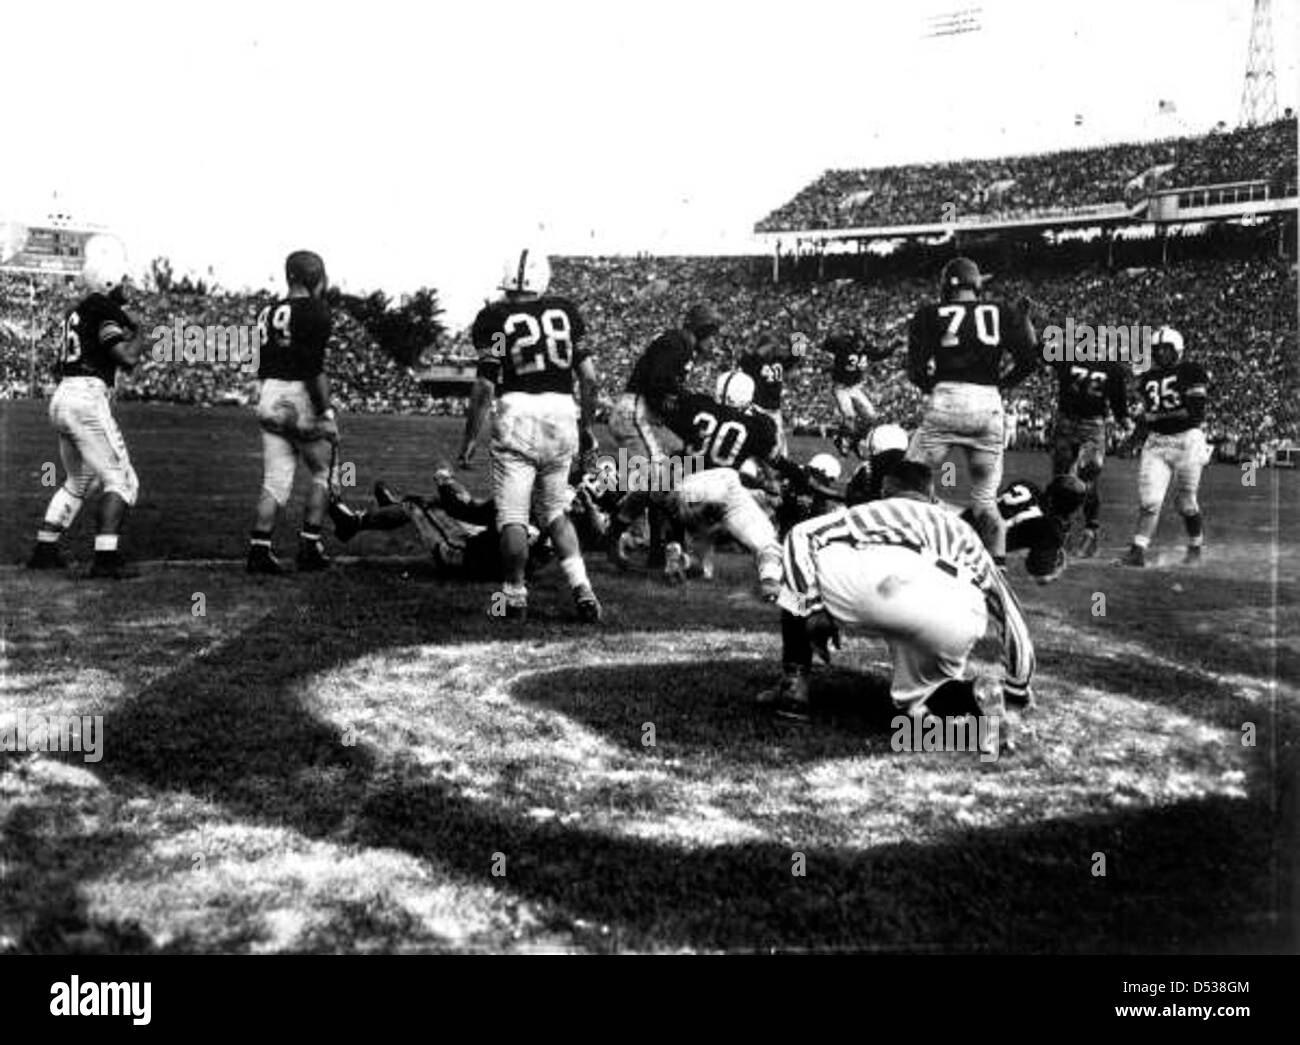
left=844, top=423, right=911, bottom=507
left=822, top=331, right=881, bottom=450
left=905, top=257, right=1039, bottom=565
left=735, top=331, right=805, bottom=456
left=607, top=372, right=808, bottom=597
left=608, top=302, right=722, bottom=567
left=329, top=462, right=618, bottom=579
left=28, top=236, right=143, bottom=578
left=246, top=250, right=339, bottom=574
left=1115, top=326, right=1211, bottom=567
left=959, top=476, right=1086, bottom=585
left=457, top=249, right=601, bottom=622
left=760, top=458, right=1034, bottom=727
left=1050, top=356, right=1129, bottom=558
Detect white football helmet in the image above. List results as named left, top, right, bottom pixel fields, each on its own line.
left=716, top=371, right=755, bottom=408
left=865, top=423, right=909, bottom=457
left=80, top=234, right=129, bottom=293
left=1151, top=326, right=1184, bottom=364
left=500, top=248, right=551, bottom=295
left=807, top=453, right=842, bottom=484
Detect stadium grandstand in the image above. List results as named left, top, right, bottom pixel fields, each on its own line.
left=2, top=119, right=1296, bottom=463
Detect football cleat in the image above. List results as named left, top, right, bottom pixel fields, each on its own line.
left=296, top=541, right=330, bottom=572
left=573, top=585, right=602, bottom=623
left=374, top=480, right=401, bottom=508
left=1113, top=545, right=1146, bottom=568
left=663, top=542, right=687, bottom=586
left=329, top=501, right=362, bottom=543
left=246, top=545, right=283, bottom=575
left=756, top=669, right=812, bottom=723
left=1183, top=545, right=1204, bottom=566
left=88, top=552, right=138, bottom=580
left=27, top=542, right=66, bottom=570
left=1075, top=526, right=1100, bottom=559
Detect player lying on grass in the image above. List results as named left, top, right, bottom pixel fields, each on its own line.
left=759, top=457, right=1035, bottom=725
left=329, top=463, right=619, bottom=580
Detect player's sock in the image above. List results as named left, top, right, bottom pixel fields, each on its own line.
left=249, top=529, right=273, bottom=549
left=1182, top=512, right=1204, bottom=546
left=300, top=524, right=323, bottom=546
left=558, top=554, right=590, bottom=592
left=93, top=534, right=119, bottom=554
left=35, top=528, right=62, bottom=544
left=40, top=487, right=84, bottom=537
left=781, top=610, right=813, bottom=671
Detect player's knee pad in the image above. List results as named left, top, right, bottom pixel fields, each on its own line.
left=102, top=462, right=139, bottom=506
left=1176, top=491, right=1200, bottom=516
left=262, top=455, right=296, bottom=507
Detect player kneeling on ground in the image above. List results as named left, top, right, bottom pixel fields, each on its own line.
left=247, top=250, right=340, bottom=575
left=29, top=236, right=143, bottom=579
left=759, top=459, right=1035, bottom=729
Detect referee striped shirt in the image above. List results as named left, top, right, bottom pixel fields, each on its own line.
left=782, top=493, right=1035, bottom=700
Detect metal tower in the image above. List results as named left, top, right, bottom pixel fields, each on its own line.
left=1240, top=0, right=1279, bottom=127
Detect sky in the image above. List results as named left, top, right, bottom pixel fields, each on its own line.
left=2, top=0, right=1296, bottom=325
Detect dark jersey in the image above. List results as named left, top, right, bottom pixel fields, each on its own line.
left=961, top=480, right=1066, bottom=579
left=662, top=393, right=778, bottom=471
left=472, top=294, right=587, bottom=396
left=257, top=297, right=331, bottom=381
left=1055, top=360, right=1128, bottom=421
left=907, top=298, right=1036, bottom=391
left=627, top=329, right=694, bottom=410
left=60, top=293, right=137, bottom=384
left=825, top=340, right=873, bottom=387
left=738, top=345, right=803, bottom=410
left=1139, top=362, right=1209, bottom=435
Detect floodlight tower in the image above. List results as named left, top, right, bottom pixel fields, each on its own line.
left=1240, top=0, right=1279, bottom=127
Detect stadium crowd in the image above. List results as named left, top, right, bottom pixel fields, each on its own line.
left=756, top=117, right=1298, bottom=232
left=3, top=247, right=1296, bottom=456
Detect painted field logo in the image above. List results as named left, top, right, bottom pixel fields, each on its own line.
left=50, top=977, right=151, bottom=1025
left=1041, top=319, right=1152, bottom=370
left=891, top=713, right=1001, bottom=763
left=151, top=318, right=262, bottom=374
left=0, top=709, right=103, bottom=763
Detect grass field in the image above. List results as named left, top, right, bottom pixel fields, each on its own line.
left=1, top=400, right=1296, bottom=953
